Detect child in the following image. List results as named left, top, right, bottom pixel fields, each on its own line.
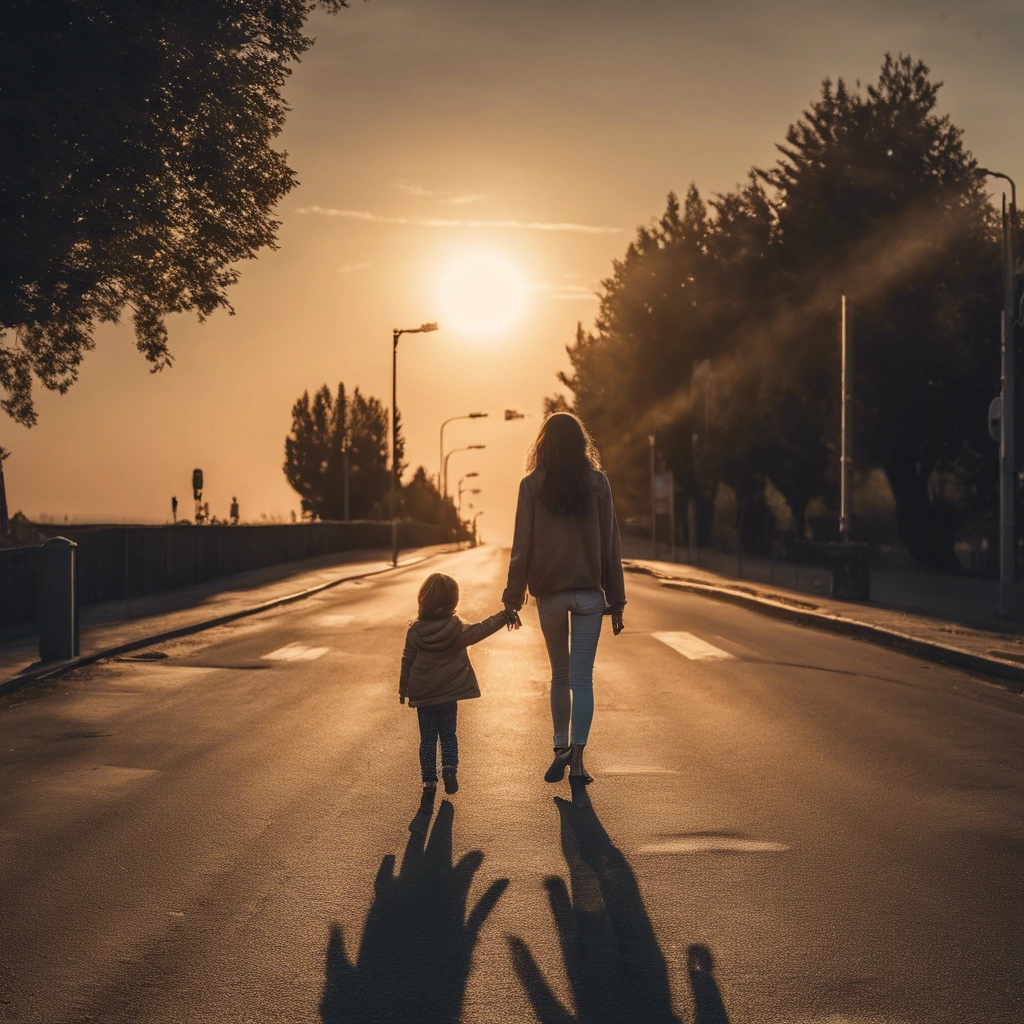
left=400, top=572, right=516, bottom=811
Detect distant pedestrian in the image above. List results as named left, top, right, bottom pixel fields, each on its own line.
left=230, top=496, right=239, bottom=525
left=503, top=412, right=625, bottom=808
left=400, top=572, right=517, bottom=828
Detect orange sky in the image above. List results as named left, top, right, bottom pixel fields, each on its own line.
left=13, top=0, right=1023, bottom=544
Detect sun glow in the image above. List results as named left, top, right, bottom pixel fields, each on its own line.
left=437, top=251, right=528, bottom=338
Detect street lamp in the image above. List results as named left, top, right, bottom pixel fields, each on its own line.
left=458, top=481, right=481, bottom=517
left=440, top=413, right=488, bottom=498
left=980, top=168, right=1019, bottom=614
left=472, top=510, right=484, bottom=548
left=457, top=471, right=479, bottom=505
left=443, top=445, right=485, bottom=503
left=392, top=322, right=439, bottom=567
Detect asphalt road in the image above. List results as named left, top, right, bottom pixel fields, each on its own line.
left=1, top=545, right=1021, bottom=1024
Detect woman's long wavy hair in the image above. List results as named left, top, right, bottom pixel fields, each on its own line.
left=527, top=412, right=602, bottom=515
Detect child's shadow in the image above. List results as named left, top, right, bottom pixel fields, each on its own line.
left=319, top=799, right=509, bottom=1024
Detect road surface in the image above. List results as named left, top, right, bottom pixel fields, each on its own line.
left=1, top=545, right=1021, bottom=1023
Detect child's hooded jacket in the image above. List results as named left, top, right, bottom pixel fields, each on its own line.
left=399, top=612, right=507, bottom=707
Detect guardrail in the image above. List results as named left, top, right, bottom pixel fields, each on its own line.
left=0, top=520, right=442, bottom=628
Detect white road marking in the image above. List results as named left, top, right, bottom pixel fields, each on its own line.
left=639, top=836, right=789, bottom=855
left=317, top=613, right=355, bottom=627
left=262, top=643, right=330, bottom=662
left=653, top=631, right=734, bottom=661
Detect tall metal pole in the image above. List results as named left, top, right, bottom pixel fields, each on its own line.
left=668, top=470, right=676, bottom=563
left=391, top=329, right=399, bottom=567
left=343, top=449, right=350, bottom=521
left=980, top=170, right=1017, bottom=616
left=440, top=413, right=487, bottom=499
left=1000, top=195, right=1016, bottom=614
left=649, top=433, right=656, bottom=558
left=840, top=295, right=852, bottom=542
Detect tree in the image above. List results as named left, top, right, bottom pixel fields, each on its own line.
left=556, top=187, right=722, bottom=518
left=401, top=466, right=451, bottom=524
left=0, top=0, right=349, bottom=426
left=284, top=383, right=401, bottom=521
left=755, top=54, right=999, bottom=567
left=554, top=54, right=1002, bottom=570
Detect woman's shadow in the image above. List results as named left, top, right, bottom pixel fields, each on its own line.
left=508, top=798, right=730, bottom=1024
left=319, top=798, right=509, bottom=1024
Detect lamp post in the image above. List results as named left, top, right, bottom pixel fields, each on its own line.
left=472, top=510, right=484, bottom=548
left=457, top=471, right=479, bottom=511
left=980, top=168, right=1018, bottom=615
left=440, top=413, right=487, bottom=498
left=391, top=322, right=439, bottom=567
left=443, top=445, right=485, bottom=504
left=458, top=481, right=481, bottom=517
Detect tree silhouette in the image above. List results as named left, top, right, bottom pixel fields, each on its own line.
left=320, top=799, right=508, bottom=1024
left=0, top=0, right=350, bottom=426
left=284, top=382, right=404, bottom=520
left=555, top=54, right=1002, bottom=569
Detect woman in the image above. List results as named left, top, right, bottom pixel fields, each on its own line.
left=502, top=412, right=625, bottom=808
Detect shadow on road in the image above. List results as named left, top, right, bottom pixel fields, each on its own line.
left=319, top=798, right=509, bottom=1024
left=508, top=797, right=730, bottom=1024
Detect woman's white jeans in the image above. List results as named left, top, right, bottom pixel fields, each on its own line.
left=536, top=588, right=604, bottom=747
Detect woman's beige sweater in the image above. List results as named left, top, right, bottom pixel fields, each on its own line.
left=502, top=468, right=626, bottom=612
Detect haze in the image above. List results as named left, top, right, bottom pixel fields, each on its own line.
left=15, top=0, right=1023, bottom=544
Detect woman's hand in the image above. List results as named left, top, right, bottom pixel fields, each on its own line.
left=611, top=609, right=625, bottom=635
left=503, top=606, right=522, bottom=630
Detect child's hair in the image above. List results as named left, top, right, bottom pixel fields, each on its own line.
left=418, top=572, right=459, bottom=619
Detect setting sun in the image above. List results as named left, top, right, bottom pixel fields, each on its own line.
left=437, top=251, right=528, bottom=338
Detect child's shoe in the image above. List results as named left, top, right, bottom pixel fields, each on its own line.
left=409, top=784, right=436, bottom=833
left=442, top=768, right=459, bottom=794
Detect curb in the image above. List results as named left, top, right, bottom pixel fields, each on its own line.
left=0, top=548, right=448, bottom=698
left=624, top=562, right=1024, bottom=693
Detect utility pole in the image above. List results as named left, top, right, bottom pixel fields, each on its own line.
left=1001, top=193, right=1017, bottom=614
left=981, top=170, right=1018, bottom=616
left=390, top=323, right=438, bottom=567
left=840, top=295, right=852, bottom=542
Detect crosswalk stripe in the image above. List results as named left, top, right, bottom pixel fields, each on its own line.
left=653, top=631, right=734, bottom=661
left=262, top=643, right=330, bottom=662
left=317, top=613, right=354, bottom=627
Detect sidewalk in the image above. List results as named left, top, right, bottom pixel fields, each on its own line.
left=624, top=551, right=1024, bottom=692
left=1, top=544, right=451, bottom=690
left=623, top=536, right=1017, bottom=633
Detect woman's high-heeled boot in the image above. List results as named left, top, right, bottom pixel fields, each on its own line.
left=545, top=746, right=572, bottom=783
left=568, top=743, right=591, bottom=808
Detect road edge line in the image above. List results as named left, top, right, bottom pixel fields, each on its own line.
left=625, top=563, right=1024, bottom=693
left=0, top=547, right=452, bottom=697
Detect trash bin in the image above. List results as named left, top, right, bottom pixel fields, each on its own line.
left=826, top=542, right=871, bottom=601
left=38, top=536, right=79, bottom=661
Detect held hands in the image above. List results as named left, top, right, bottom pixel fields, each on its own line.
left=503, top=606, right=522, bottom=631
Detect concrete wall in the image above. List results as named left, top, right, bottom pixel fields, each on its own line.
left=0, top=521, right=442, bottom=627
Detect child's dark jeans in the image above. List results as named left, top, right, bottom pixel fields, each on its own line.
left=416, top=701, right=458, bottom=783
